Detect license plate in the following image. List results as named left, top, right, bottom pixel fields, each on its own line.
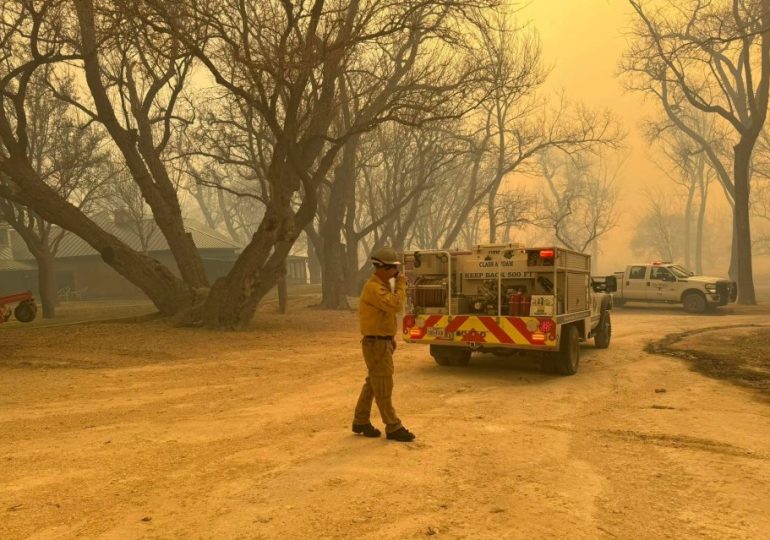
left=427, top=327, right=447, bottom=338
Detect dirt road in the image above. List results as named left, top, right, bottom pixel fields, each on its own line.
left=2, top=300, right=770, bottom=539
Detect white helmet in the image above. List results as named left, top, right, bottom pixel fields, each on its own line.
left=370, top=246, right=401, bottom=266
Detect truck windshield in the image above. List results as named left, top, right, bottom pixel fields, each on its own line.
left=668, top=265, right=692, bottom=278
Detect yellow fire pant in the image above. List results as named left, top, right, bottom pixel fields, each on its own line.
left=353, top=338, right=402, bottom=432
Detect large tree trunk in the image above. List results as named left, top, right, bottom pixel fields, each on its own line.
left=74, top=0, right=209, bottom=289
left=344, top=151, right=361, bottom=297
left=684, top=185, right=695, bottom=269
left=1, top=163, right=194, bottom=315
left=36, top=251, right=57, bottom=319
left=733, top=141, right=756, bottom=304
left=319, top=240, right=350, bottom=309
left=202, top=212, right=288, bottom=329
left=318, top=137, right=358, bottom=310
left=344, top=232, right=360, bottom=296
left=728, top=223, right=738, bottom=281
left=201, top=189, right=317, bottom=328
left=695, top=179, right=708, bottom=275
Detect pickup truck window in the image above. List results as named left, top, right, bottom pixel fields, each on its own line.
left=650, top=267, right=674, bottom=281
left=669, top=265, right=692, bottom=278
left=628, top=266, right=647, bottom=279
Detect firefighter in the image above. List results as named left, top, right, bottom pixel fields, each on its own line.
left=352, top=246, right=416, bottom=442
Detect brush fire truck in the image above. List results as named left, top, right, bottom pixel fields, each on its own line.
left=400, top=244, right=616, bottom=375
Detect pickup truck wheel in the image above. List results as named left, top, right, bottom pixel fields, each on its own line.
left=556, top=325, right=580, bottom=375
left=13, top=300, right=37, bottom=323
left=682, top=292, right=707, bottom=314
left=594, top=310, right=611, bottom=349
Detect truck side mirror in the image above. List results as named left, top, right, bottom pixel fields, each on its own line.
left=605, top=275, right=617, bottom=293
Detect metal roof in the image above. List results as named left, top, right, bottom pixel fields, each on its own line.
left=0, top=258, right=36, bottom=271
left=14, top=217, right=243, bottom=260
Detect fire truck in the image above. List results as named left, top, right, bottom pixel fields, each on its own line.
left=401, top=244, right=616, bottom=375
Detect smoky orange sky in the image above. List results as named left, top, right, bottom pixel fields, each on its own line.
left=519, top=0, right=662, bottom=273
left=518, top=1, right=769, bottom=279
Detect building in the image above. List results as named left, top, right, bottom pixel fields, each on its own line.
left=0, top=217, right=308, bottom=298
left=0, top=224, right=37, bottom=295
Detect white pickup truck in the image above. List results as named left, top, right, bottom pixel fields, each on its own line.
left=613, top=262, right=737, bottom=313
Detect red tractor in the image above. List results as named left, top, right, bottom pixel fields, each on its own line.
left=0, top=291, right=38, bottom=324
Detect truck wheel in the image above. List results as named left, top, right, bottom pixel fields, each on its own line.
left=430, top=345, right=471, bottom=367
left=682, top=292, right=707, bottom=314
left=430, top=344, right=452, bottom=366
left=556, top=325, right=580, bottom=375
left=541, top=356, right=557, bottom=374
left=14, top=300, right=37, bottom=323
left=594, top=310, right=611, bottom=349
left=448, top=348, right=471, bottom=366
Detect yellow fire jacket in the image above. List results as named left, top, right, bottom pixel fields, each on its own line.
left=359, top=275, right=406, bottom=337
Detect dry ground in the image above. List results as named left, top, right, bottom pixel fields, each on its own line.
left=2, top=292, right=770, bottom=539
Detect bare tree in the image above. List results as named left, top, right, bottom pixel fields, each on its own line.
left=751, top=178, right=770, bottom=254
left=69, top=0, right=209, bottom=288
left=644, top=111, right=722, bottom=273
left=0, top=72, right=112, bottom=317
left=95, top=168, right=161, bottom=253
left=630, top=192, right=683, bottom=262
left=533, top=150, right=621, bottom=253
left=332, top=121, right=463, bottom=302
left=135, top=0, right=500, bottom=327
left=624, top=0, right=770, bottom=304
left=750, top=129, right=770, bottom=254
left=0, top=1, right=196, bottom=317
left=176, top=95, right=271, bottom=245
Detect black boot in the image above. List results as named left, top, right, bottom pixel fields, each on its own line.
left=352, top=423, right=381, bottom=438
left=386, top=427, right=416, bottom=442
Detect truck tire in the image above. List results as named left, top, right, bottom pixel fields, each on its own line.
left=556, top=325, right=580, bottom=375
left=682, top=291, right=707, bottom=314
left=594, top=310, right=611, bottom=349
left=14, top=300, right=37, bottom=323
left=430, top=344, right=471, bottom=367
left=541, top=356, right=557, bottom=374
left=430, top=344, right=451, bottom=365
left=452, top=349, right=471, bottom=366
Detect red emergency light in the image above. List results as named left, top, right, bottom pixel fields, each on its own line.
left=538, top=319, right=555, bottom=333
left=539, top=249, right=555, bottom=259
left=403, top=314, right=416, bottom=330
